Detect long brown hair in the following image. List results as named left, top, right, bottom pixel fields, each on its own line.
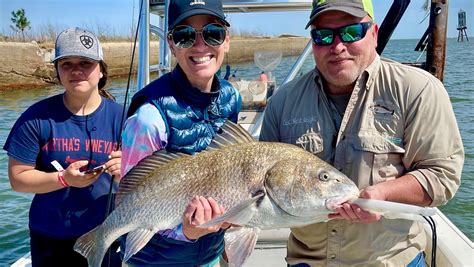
left=97, top=61, right=115, bottom=101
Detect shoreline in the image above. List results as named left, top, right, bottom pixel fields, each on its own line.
left=0, top=36, right=309, bottom=91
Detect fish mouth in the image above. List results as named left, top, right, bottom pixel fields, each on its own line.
left=325, top=195, right=358, bottom=210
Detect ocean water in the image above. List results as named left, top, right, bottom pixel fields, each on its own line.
left=0, top=38, right=472, bottom=265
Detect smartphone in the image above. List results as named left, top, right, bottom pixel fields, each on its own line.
left=83, top=165, right=105, bottom=174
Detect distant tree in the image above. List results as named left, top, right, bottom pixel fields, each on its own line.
left=10, top=8, right=31, bottom=41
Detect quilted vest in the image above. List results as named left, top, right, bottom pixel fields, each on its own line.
left=128, top=65, right=241, bottom=154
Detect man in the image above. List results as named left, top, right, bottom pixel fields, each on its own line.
left=260, top=0, right=464, bottom=266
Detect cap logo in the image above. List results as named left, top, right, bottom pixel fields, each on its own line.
left=190, top=0, right=205, bottom=6
left=80, top=35, right=94, bottom=49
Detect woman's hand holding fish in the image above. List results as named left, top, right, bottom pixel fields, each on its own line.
left=103, top=150, right=122, bottom=180
left=328, top=186, right=382, bottom=224
left=182, top=196, right=228, bottom=240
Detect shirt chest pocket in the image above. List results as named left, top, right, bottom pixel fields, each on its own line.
left=347, top=135, right=406, bottom=187
left=368, top=101, right=403, bottom=137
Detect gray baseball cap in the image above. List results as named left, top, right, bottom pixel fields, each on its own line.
left=52, top=27, right=103, bottom=62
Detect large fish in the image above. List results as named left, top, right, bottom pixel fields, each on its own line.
left=74, top=122, right=360, bottom=266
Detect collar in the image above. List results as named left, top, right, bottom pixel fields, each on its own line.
left=170, top=65, right=220, bottom=108
left=362, top=54, right=380, bottom=90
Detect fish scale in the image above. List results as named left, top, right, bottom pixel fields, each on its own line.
left=74, top=122, right=360, bottom=267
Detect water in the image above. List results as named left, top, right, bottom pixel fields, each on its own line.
left=0, top=38, right=472, bottom=265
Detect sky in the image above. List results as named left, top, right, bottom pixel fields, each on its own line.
left=0, top=0, right=473, bottom=40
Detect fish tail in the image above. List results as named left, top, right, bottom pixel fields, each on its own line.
left=74, top=225, right=110, bottom=267
left=74, top=214, right=135, bottom=267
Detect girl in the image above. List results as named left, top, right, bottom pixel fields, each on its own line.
left=3, top=27, right=123, bottom=267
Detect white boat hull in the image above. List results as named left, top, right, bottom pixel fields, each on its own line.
left=13, top=208, right=473, bottom=267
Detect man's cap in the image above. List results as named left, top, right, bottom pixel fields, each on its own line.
left=168, top=0, right=230, bottom=30
left=306, top=0, right=374, bottom=29
left=52, top=27, right=103, bottom=62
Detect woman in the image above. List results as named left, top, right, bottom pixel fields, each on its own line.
left=120, top=0, right=241, bottom=266
left=3, top=27, right=123, bottom=266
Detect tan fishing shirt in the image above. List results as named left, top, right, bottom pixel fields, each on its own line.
left=259, top=55, right=464, bottom=266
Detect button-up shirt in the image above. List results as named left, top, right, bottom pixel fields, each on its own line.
left=260, top=55, right=464, bottom=266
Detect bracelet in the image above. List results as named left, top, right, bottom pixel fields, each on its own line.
left=58, top=170, right=69, bottom=187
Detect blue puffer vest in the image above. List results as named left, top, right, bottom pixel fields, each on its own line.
left=124, top=65, right=241, bottom=266
left=128, top=65, right=241, bottom=154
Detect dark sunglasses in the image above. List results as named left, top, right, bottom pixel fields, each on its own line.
left=310, top=22, right=373, bottom=46
left=168, top=23, right=227, bottom=49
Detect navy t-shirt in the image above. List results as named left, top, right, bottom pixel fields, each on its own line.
left=3, top=93, right=124, bottom=239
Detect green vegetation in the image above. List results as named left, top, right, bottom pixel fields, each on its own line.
left=0, top=19, right=267, bottom=43
left=10, top=8, right=31, bottom=41
left=1, top=21, right=138, bottom=43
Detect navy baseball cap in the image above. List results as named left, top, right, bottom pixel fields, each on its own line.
left=52, top=27, right=103, bottom=62
left=306, top=0, right=375, bottom=29
left=168, top=0, right=230, bottom=30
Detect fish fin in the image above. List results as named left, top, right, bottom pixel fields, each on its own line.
left=198, top=192, right=264, bottom=228
left=224, top=227, right=260, bottom=267
left=207, top=121, right=255, bottom=150
left=116, top=150, right=190, bottom=206
left=123, top=228, right=156, bottom=262
left=74, top=225, right=108, bottom=267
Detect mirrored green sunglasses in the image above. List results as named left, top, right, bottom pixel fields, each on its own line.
left=310, top=22, right=373, bottom=46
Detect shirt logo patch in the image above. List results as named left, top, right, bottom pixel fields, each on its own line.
left=283, top=115, right=318, bottom=126
left=296, top=128, right=323, bottom=154
left=370, top=104, right=394, bottom=115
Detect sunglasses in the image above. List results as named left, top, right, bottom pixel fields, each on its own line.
left=310, top=22, right=373, bottom=46
left=168, top=23, right=227, bottom=49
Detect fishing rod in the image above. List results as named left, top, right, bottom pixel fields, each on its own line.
left=101, top=0, right=143, bottom=265
left=104, top=0, right=143, bottom=220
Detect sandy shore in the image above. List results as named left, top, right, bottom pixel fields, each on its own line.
left=0, top=36, right=309, bottom=91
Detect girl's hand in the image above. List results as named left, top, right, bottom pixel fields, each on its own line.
left=63, top=160, right=101, bottom=188
left=103, top=150, right=122, bottom=179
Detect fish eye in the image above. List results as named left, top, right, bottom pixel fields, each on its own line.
left=319, top=171, right=330, bottom=181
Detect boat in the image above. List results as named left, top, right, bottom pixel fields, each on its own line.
left=12, top=0, right=473, bottom=266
